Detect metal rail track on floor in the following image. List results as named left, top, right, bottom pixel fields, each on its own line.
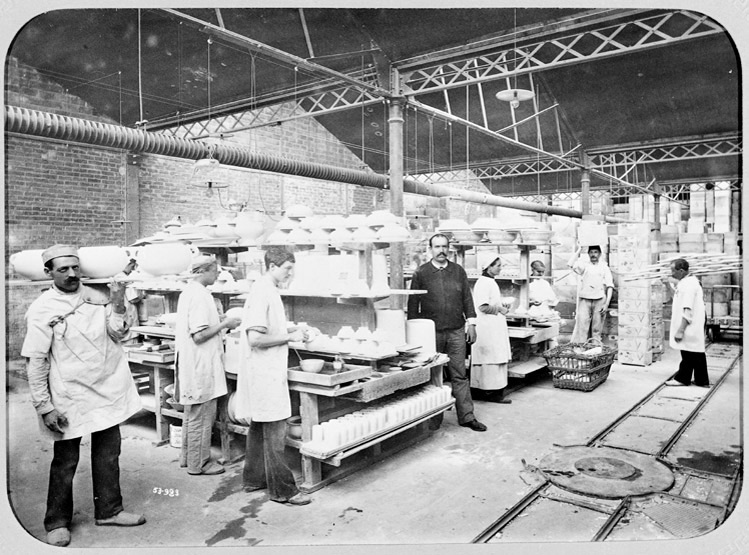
left=473, top=342, right=743, bottom=544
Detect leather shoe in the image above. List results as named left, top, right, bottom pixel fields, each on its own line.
left=692, top=382, right=710, bottom=388
left=665, top=379, right=687, bottom=386
left=188, top=462, right=225, bottom=476
left=276, top=492, right=312, bottom=506
left=47, top=527, right=71, bottom=546
left=460, top=420, right=487, bottom=432
left=95, top=511, right=146, bottom=527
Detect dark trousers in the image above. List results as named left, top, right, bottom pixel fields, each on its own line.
left=243, top=420, right=299, bottom=502
left=45, top=425, right=123, bottom=532
left=674, top=350, right=710, bottom=386
left=436, top=327, right=476, bottom=425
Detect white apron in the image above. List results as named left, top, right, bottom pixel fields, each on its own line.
left=235, top=275, right=292, bottom=422
left=669, top=275, right=706, bottom=352
left=22, top=285, right=142, bottom=440
left=471, top=276, right=511, bottom=389
left=174, top=281, right=228, bottom=405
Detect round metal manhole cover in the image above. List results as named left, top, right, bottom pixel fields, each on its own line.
left=574, top=456, right=638, bottom=480
left=539, top=446, right=674, bottom=498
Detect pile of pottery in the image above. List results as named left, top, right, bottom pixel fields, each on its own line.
left=436, top=216, right=554, bottom=245
left=10, top=244, right=146, bottom=281
left=265, top=206, right=411, bottom=247
left=134, top=211, right=268, bottom=247
left=303, top=325, right=397, bottom=358
left=303, top=384, right=453, bottom=452
left=286, top=249, right=390, bottom=297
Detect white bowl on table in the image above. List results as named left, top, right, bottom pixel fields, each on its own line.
left=300, top=359, right=325, bottom=373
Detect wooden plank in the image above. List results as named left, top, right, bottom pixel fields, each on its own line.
left=508, top=327, right=536, bottom=339
left=508, top=356, right=548, bottom=378
left=528, top=322, right=560, bottom=344
left=342, top=364, right=431, bottom=402
left=299, top=401, right=454, bottom=461
left=288, top=381, right=363, bottom=397
left=298, top=423, right=433, bottom=493
left=287, top=363, right=372, bottom=386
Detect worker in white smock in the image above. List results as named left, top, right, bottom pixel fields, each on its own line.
left=567, top=245, right=614, bottom=343
left=470, top=253, right=513, bottom=404
left=235, top=246, right=312, bottom=506
left=175, top=254, right=241, bottom=476
left=664, top=258, right=710, bottom=387
left=529, top=260, right=558, bottom=311
left=22, top=245, right=145, bottom=547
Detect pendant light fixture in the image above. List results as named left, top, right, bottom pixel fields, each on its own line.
left=189, top=37, right=228, bottom=190
left=495, top=8, right=534, bottom=109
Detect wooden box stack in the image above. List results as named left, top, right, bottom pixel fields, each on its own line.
left=616, top=223, right=660, bottom=366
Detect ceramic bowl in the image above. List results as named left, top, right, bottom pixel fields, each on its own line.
left=329, top=227, right=353, bottom=245
left=520, top=229, right=554, bottom=243
left=78, top=246, right=130, bottom=279
left=265, top=230, right=290, bottom=245
left=234, top=211, right=266, bottom=240
left=285, top=204, right=314, bottom=220
left=287, top=227, right=313, bottom=244
left=137, top=242, right=193, bottom=276
left=156, top=313, right=179, bottom=327
left=485, top=230, right=518, bottom=243
left=376, top=223, right=410, bottom=242
left=166, top=397, right=185, bottom=412
left=337, top=326, right=355, bottom=339
left=318, top=214, right=347, bottom=230
left=450, top=230, right=482, bottom=242
left=286, top=416, right=303, bottom=439
left=9, top=249, right=48, bottom=280
left=352, top=226, right=377, bottom=242
left=300, top=359, right=325, bottom=373
left=344, top=214, right=368, bottom=229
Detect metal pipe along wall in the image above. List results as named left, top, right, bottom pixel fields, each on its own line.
left=6, top=105, right=585, bottom=219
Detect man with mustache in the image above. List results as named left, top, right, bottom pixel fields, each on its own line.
left=21, top=245, right=145, bottom=547
left=568, top=244, right=614, bottom=343
left=408, top=233, right=487, bottom=432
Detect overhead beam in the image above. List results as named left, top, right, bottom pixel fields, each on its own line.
left=159, top=8, right=391, bottom=98
left=408, top=98, right=687, bottom=205
left=400, top=10, right=724, bottom=95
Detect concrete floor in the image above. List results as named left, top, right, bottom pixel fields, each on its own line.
left=3, top=342, right=746, bottom=555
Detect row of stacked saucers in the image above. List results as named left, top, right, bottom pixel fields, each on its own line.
left=265, top=206, right=411, bottom=246
left=437, top=217, right=554, bottom=244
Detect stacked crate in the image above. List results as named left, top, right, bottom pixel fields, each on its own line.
left=616, top=223, right=661, bottom=366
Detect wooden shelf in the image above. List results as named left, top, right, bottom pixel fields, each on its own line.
left=508, top=356, right=548, bottom=378
left=298, top=400, right=454, bottom=464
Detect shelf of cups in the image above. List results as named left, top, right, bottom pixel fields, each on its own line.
left=280, top=289, right=426, bottom=300
left=298, top=398, right=454, bottom=465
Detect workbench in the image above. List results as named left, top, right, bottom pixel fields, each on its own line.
left=221, top=354, right=451, bottom=492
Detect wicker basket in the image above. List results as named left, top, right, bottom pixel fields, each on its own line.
left=542, top=340, right=617, bottom=392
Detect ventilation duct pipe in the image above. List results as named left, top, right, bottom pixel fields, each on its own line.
left=6, top=106, right=586, bottom=218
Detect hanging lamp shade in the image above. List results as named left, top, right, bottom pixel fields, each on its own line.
left=189, top=157, right=228, bottom=189
left=495, top=88, right=535, bottom=105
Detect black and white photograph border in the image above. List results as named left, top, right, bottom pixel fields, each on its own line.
left=2, top=1, right=747, bottom=555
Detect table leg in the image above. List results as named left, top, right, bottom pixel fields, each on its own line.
left=298, top=391, right=322, bottom=489
left=153, top=366, right=169, bottom=445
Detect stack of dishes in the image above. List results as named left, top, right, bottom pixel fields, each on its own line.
left=471, top=218, right=518, bottom=243
left=437, top=219, right=480, bottom=242
left=376, top=223, right=410, bottom=243
left=519, top=228, right=554, bottom=244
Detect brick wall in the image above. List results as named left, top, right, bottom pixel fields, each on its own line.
left=5, top=57, right=380, bottom=358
